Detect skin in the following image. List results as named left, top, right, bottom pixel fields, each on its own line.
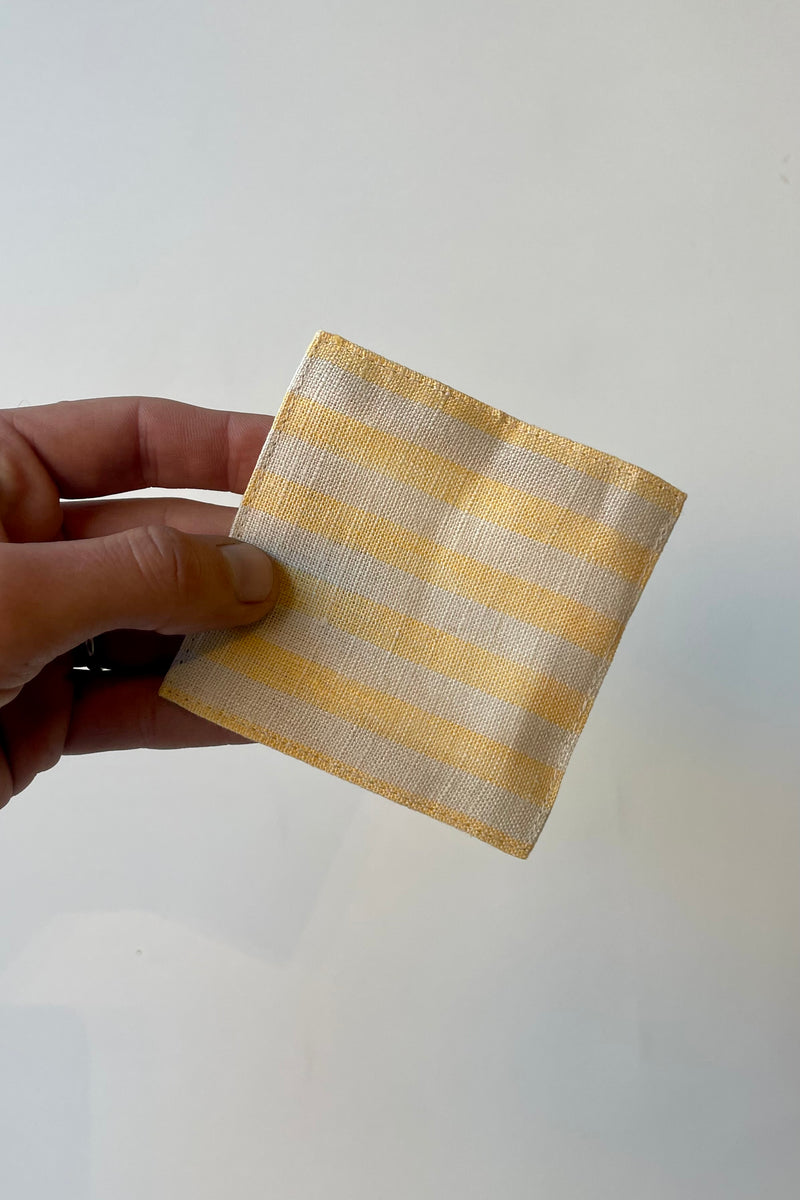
left=0, top=395, right=279, bottom=808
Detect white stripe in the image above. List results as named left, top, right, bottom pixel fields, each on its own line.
left=231, top=506, right=609, bottom=696
left=165, top=654, right=550, bottom=844
left=293, top=353, right=672, bottom=548
left=254, top=429, right=641, bottom=620
left=246, top=602, right=578, bottom=770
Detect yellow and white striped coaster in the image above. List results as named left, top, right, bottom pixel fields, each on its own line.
left=159, top=331, right=686, bottom=858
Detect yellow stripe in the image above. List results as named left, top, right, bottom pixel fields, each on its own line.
left=282, top=391, right=656, bottom=581
left=273, top=564, right=592, bottom=733
left=243, top=471, right=620, bottom=658
left=159, top=683, right=535, bottom=858
left=305, top=330, right=686, bottom=519
left=204, top=631, right=564, bottom=806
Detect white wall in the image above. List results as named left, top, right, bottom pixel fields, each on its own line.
left=1, top=2, right=798, bottom=1197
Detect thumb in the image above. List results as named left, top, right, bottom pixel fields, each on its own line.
left=0, top=525, right=278, bottom=683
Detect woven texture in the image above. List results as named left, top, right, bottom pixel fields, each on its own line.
left=159, top=331, right=686, bottom=858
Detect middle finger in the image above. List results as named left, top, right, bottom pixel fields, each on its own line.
left=61, top=496, right=237, bottom=540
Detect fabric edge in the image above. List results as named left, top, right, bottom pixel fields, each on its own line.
left=308, top=329, right=687, bottom=519
left=157, top=681, right=535, bottom=859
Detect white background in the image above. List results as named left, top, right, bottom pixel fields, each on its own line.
left=1, top=2, right=798, bottom=1197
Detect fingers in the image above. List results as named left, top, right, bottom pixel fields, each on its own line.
left=61, top=496, right=238, bottom=540
left=0, top=657, right=73, bottom=803
left=5, top=396, right=273, bottom=498
left=0, top=527, right=278, bottom=689
left=73, top=630, right=184, bottom=673
left=1, top=664, right=249, bottom=808
left=65, top=672, right=251, bottom=753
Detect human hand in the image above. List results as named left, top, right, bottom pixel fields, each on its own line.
left=0, top=395, right=278, bottom=807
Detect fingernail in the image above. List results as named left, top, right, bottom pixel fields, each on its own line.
left=220, top=542, right=275, bottom=603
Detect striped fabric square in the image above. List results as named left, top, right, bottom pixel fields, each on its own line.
left=159, top=331, right=686, bottom=858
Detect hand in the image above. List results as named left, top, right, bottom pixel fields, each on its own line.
left=0, top=395, right=278, bottom=808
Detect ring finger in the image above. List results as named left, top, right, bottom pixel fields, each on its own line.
left=71, top=629, right=186, bottom=673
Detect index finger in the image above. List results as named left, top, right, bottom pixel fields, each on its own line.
left=6, top=396, right=273, bottom=498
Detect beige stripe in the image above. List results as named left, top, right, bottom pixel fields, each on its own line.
left=162, top=654, right=552, bottom=847
left=289, top=354, right=675, bottom=550
left=304, top=331, right=686, bottom=518
left=261, top=428, right=640, bottom=621
left=232, top=506, right=608, bottom=695
left=274, top=393, right=656, bottom=585
left=203, top=630, right=563, bottom=804
left=242, top=471, right=621, bottom=657
left=243, top=599, right=578, bottom=768
left=271, top=564, right=592, bottom=734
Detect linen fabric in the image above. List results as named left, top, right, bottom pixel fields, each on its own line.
left=159, top=331, right=686, bottom=858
